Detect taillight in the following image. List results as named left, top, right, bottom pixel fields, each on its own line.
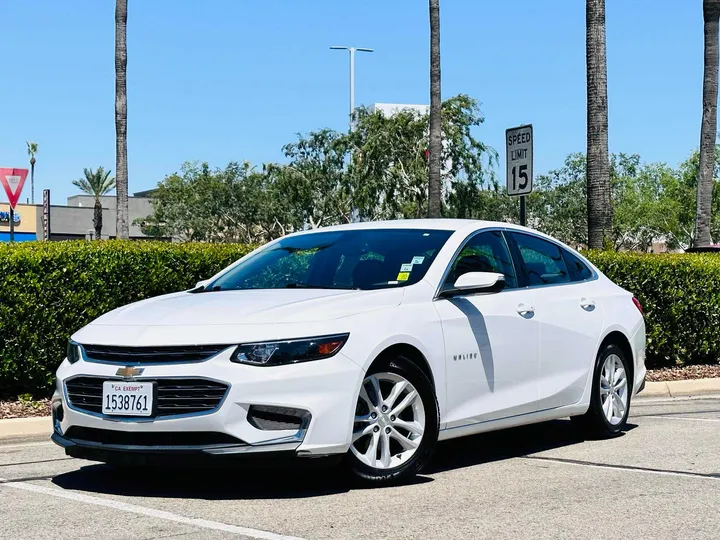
left=632, top=297, right=644, bottom=315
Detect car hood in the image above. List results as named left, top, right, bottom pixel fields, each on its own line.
left=88, top=287, right=404, bottom=327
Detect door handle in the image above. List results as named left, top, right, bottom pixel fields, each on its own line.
left=580, top=298, right=596, bottom=311
left=516, top=303, right=535, bottom=318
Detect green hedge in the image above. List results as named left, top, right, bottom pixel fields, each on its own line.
left=0, top=241, right=254, bottom=397
left=587, top=251, right=720, bottom=368
left=1, top=242, right=718, bottom=397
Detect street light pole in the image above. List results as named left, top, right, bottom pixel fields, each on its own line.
left=330, top=46, right=373, bottom=130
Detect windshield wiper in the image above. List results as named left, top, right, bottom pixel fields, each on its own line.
left=193, top=285, right=223, bottom=293
left=285, top=282, right=355, bottom=290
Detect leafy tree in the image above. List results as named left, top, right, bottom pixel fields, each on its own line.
left=428, top=0, right=442, bottom=218
left=528, top=153, right=588, bottom=246
left=115, top=0, right=129, bottom=239
left=280, top=129, right=354, bottom=228
left=347, top=94, right=497, bottom=220
left=72, top=168, right=116, bottom=240
left=679, top=148, right=720, bottom=246
left=524, top=150, right=720, bottom=252
left=346, top=106, right=430, bottom=219
left=586, top=0, right=612, bottom=248
left=696, top=0, right=720, bottom=246
left=139, top=94, right=496, bottom=240
left=138, top=162, right=296, bottom=243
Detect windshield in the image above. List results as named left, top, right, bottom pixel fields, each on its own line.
left=205, top=228, right=453, bottom=291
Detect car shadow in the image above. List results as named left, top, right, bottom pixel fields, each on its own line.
left=51, top=419, right=636, bottom=499
left=428, top=419, right=637, bottom=474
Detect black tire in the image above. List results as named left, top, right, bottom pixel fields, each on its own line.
left=572, top=343, right=631, bottom=438
left=348, top=355, right=439, bottom=486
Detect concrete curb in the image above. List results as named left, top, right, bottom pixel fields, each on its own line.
left=0, top=416, right=52, bottom=440
left=638, top=377, right=720, bottom=399
left=1, top=378, right=719, bottom=440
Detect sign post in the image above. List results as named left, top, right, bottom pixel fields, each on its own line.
left=0, top=168, right=29, bottom=242
left=42, top=189, right=51, bottom=241
left=505, top=125, right=533, bottom=226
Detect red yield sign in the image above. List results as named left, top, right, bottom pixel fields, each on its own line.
left=0, top=168, right=29, bottom=210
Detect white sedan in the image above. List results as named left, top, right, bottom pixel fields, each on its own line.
left=52, top=220, right=646, bottom=484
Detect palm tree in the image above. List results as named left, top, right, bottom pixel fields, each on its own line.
left=696, top=0, right=720, bottom=247
left=115, top=0, right=129, bottom=239
left=26, top=142, right=38, bottom=204
left=427, top=0, right=442, bottom=218
left=586, top=0, right=612, bottom=249
left=73, top=168, right=116, bottom=240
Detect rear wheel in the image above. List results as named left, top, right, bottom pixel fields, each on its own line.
left=572, top=344, right=631, bottom=437
left=348, top=355, right=438, bottom=485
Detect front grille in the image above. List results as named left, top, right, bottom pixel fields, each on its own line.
left=65, top=377, right=229, bottom=418
left=64, top=426, right=245, bottom=447
left=81, top=344, right=230, bottom=364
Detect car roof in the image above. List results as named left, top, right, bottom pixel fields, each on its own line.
left=290, top=219, right=537, bottom=236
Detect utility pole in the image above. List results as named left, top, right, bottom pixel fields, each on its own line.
left=330, top=46, right=374, bottom=130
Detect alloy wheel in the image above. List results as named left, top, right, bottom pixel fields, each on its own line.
left=351, top=372, right=426, bottom=470
left=599, top=353, right=628, bottom=425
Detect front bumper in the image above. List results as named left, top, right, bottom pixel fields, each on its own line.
left=53, top=348, right=364, bottom=460
left=50, top=430, right=303, bottom=466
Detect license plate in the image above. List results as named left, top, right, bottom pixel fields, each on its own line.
left=102, top=381, right=154, bottom=416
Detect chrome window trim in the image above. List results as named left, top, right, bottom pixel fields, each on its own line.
left=433, top=226, right=598, bottom=300
left=63, top=374, right=231, bottom=423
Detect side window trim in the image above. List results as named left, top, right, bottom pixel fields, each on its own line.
left=502, top=230, right=529, bottom=288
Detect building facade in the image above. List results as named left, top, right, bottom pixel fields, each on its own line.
left=0, top=203, right=40, bottom=242
left=0, top=191, right=161, bottom=242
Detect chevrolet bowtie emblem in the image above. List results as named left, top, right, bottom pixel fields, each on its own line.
left=116, top=366, right=144, bottom=378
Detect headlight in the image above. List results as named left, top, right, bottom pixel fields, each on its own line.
left=66, top=340, right=81, bottom=364
left=231, top=334, right=349, bottom=366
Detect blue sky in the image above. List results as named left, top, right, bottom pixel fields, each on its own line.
left=0, top=0, right=706, bottom=205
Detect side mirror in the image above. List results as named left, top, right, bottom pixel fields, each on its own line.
left=194, top=279, right=209, bottom=290
left=440, top=272, right=505, bottom=298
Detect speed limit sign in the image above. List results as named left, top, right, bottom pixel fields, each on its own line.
left=505, top=125, right=533, bottom=196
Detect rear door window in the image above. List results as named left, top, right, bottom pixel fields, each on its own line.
left=510, top=232, right=570, bottom=286
left=562, top=249, right=593, bottom=282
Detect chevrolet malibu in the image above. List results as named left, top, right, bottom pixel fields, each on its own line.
left=52, top=220, right=646, bottom=484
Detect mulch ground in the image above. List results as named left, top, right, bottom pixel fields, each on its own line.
left=645, top=364, right=720, bottom=382
left=0, top=398, right=51, bottom=420
left=1, top=365, right=719, bottom=420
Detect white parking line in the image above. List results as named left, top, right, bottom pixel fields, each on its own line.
left=0, top=441, right=55, bottom=451
left=524, top=457, right=720, bottom=481
left=633, top=394, right=720, bottom=404
left=642, top=415, right=720, bottom=423
left=0, top=478, right=307, bottom=540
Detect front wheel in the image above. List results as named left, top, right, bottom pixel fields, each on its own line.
left=348, top=355, right=438, bottom=485
left=572, top=344, right=631, bottom=437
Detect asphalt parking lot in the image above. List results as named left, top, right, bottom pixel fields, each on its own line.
left=1, top=396, right=719, bottom=540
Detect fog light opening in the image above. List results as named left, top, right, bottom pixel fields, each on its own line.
left=52, top=402, right=64, bottom=423
left=247, top=405, right=311, bottom=431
